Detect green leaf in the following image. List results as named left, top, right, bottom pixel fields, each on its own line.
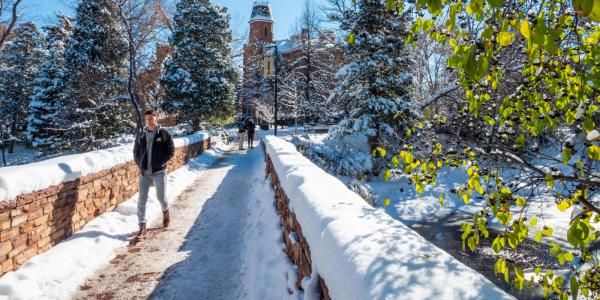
left=384, top=197, right=390, bottom=206
left=562, top=147, right=572, bottom=165
left=467, top=236, right=476, bottom=251
left=497, top=211, right=512, bottom=225
left=520, top=20, right=531, bottom=39
left=415, top=181, right=424, bottom=195
left=492, top=235, right=504, bottom=253
left=545, top=173, right=554, bottom=189
left=535, top=230, right=543, bottom=242
left=530, top=217, right=538, bottom=227
left=589, top=145, right=600, bottom=160
left=383, top=169, right=392, bottom=182
left=516, top=196, right=526, bottom=206
left=488, top=0, right=504, bottom=8
left=557, top=201, right=571, bottom=212
left=543, top=226, right=554, bottom=237
left=570, top=275, right=579, bottom=300
left=346, top=33, right=356, bottom=46
left=439, top=194, right=444, bottom=207
left=497, top=32, right=514, bottom=47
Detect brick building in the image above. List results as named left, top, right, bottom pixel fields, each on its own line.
left=241, top=1, right=344, bottom=121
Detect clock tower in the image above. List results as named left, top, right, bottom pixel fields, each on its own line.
left=242, top=1, right=274, bottom=117
left=248, top=1, right=274, bottom=43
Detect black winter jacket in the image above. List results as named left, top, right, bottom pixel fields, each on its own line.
left=133, top=127, right=175, bottom=174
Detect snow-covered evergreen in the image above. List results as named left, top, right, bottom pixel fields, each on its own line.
left=161, top=0, right=237, bottom=129
left=0, top=22, right=46, bottom=144
left=327, top=0, right=415, bottom=175
left=26, top=16, right=73, bottom=152
left=62, top=0, right=130, bottom=151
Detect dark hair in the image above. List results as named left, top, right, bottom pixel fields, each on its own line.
left=144, top=109, right=156, bottom=116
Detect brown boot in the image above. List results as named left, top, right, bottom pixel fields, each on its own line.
left=163, top=210, right=170, bottom=228
left=136, top=223, right=147, bottom=241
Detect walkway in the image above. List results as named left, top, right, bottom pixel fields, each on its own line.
left=72, top=144, right=292, bottom=300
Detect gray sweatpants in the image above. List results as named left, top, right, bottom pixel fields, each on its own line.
left=137, top=171, right=169, bottom=224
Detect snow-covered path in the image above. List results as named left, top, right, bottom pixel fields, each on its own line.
left=72, top=144, right=296, bottom=300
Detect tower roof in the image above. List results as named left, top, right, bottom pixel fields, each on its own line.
left=249, top=1, right=274, bottom=23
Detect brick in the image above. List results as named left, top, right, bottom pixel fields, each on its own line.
left=10, top=208, right=22, bottom=218
left=8, top=244, right=26, bottom=258
left=46, top=195, right=58, bottom=203
left=0, top=227, right=19, bottom=242
left=22, top=203, right=39, bottom=213
left=50, top=229, right=65, bottom=241
left=28, top=233, right=42, bottom=244
left=0, top=211, right=9, bottom=222
left=11, top=234, right=27, bottom=248
left=27, top=209, right=43, bottom=221
left=1, top=259, right=13, bottom=273
left=50, top=208, right=63, bottom=220
left=34, top=227, right=50, bottom=238
left=0, top=241, right=12, bottom=256
left=33, top=215, right=49, bottom=227
left=9, top=214, right=27, bottom=228
left=37, top=236, right=50, bottom=248
left=20, top=220, right=35, bottom=234
left=14, top=248, right=37, bottom=265
left=0, top=220, right=10, bottom=231
left=41, top=204, right=52, bottom=214
left=16, top=194, right=35, bottom=206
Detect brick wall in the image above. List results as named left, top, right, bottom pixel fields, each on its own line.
left=0, top=138, right=210, bottom=276
left=264, top=149, right=331, bottom=300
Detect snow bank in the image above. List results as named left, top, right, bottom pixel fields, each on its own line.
left=0, top=140, right=226, bottom=300
left=264, top=136, right=514, bottom=300
left=0, top=132, right=209, bottom=203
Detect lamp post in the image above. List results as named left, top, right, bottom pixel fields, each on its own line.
left=266, top=43, right=279, bottom=136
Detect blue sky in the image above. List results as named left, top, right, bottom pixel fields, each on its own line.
left=21, top=0, right=328, bottom=40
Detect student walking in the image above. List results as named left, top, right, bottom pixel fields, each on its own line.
left=246, top=119, right=255, bottom=149
left=238, top=120, right=246, bottom=150
left=133, top=110, right=175, bottom=241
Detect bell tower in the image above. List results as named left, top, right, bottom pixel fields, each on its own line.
left=248, top=1, right=274, bottom=43
left=242, top=1, right=274, bottom=117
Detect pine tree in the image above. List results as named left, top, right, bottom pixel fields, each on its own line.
left=26, top=15, right=73, bottom=152
left=161, top=0, right=237, bottom=129
left=0, top=22, right=46, bottom=150
left=328, top=0, right=415, bottom=174
left=62, top=0, right=129, bottom=151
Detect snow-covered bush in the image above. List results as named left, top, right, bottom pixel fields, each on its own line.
left=293, top=133, right=373, bottom=179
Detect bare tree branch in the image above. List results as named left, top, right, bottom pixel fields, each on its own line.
left=0, top=0, right=22, bottom=50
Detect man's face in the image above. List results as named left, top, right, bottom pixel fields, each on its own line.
left=145, top=114, right=158, bottom=128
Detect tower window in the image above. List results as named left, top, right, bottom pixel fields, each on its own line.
left=264, top=26, right=268, bottom=37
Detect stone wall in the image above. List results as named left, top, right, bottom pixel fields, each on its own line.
left=264, top=150, right=331, bottom=300
left=0, top=138, right=210, bottom=276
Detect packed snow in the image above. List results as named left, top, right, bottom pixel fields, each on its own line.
left=0, top=135, right=226, bottom=300
left=0, top=133, right=209, bottom=203
left=264, top=136, right=513, bottom=300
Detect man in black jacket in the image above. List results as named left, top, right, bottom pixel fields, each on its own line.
left=133, top=110, right=175, bottom=240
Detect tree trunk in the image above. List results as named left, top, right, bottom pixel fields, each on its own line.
left=127, top=26, right=143, bottom=133
left=1, top=143, right=5, bottom=166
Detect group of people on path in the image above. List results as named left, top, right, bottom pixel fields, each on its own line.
left=237, top=118, right=255, bottom=150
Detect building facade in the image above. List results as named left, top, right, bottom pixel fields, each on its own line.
left=241, top=1, right=344, bottom=123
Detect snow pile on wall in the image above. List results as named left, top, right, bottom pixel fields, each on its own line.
left=264, top=136, right=514, bottom=300
left=0, top=140, right=225, bottom=300
left=0, top=133, right=209, bottom=203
